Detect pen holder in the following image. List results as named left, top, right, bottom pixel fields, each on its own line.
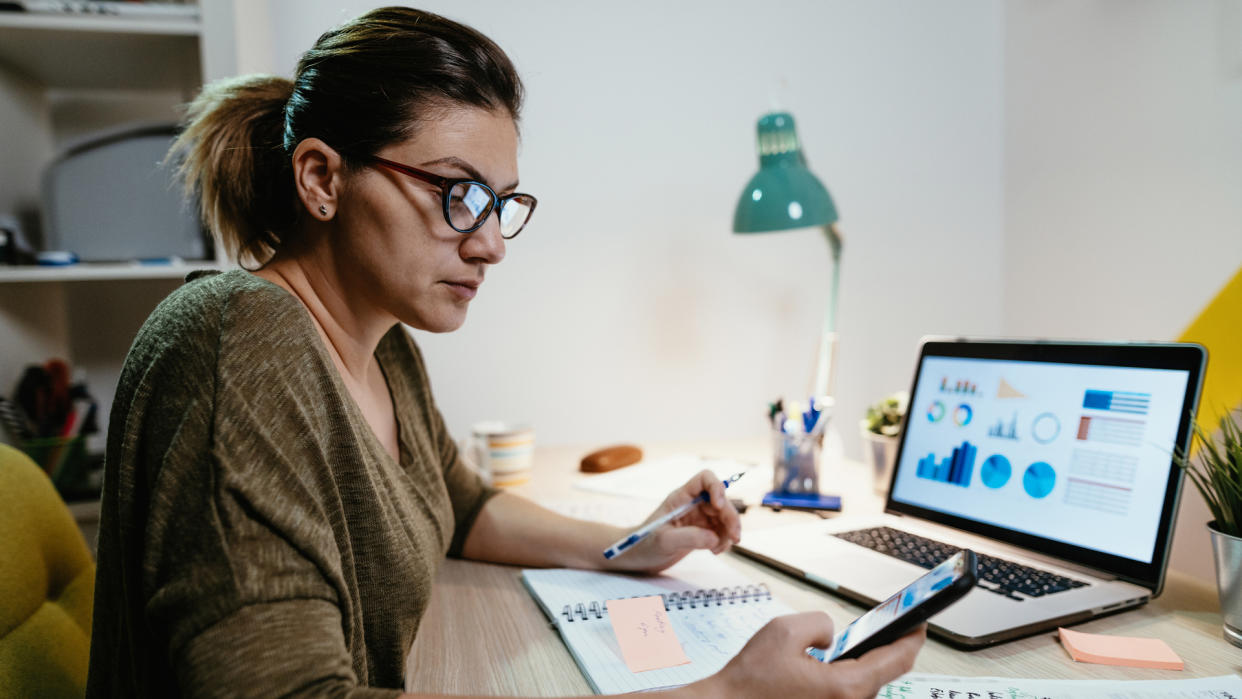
left=21, top=435, right=87, bottom=491
left=771, top=429, right=822, bottom=495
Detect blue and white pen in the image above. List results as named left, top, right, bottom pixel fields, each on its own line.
left=602, top=471, right=746, bottom=560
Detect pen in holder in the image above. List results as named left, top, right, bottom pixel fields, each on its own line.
left=772, top=429, right=821, bottom=494
left=21, top=435, right=87, bottom=492
left=770, top=397, right=832, bottom=495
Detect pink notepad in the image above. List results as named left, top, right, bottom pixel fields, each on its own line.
left=1058, top=627, right=1184, bottom=670
left=606, top=596, right=692, bottom=673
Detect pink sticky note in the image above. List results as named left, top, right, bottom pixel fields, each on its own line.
left=1058, top=627, right=1184, bottom=670
left=606, top=596, right=692, bottom=673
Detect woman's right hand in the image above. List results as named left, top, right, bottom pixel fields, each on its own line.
left=692, top=612, right=925, bottom=699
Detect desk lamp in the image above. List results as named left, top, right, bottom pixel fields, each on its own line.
left=733, top=111, right=843, bottom=399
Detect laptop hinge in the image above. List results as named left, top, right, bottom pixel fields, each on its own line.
left=906, top=516, right=1125, bottom=583
left=1014, top=549, right=1121, bottom=582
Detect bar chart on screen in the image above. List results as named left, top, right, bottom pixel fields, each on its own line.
left=939, top=377, right=978, bottom=395
left=916, top=441, right=977, bottom=487
left=987, top=413, right=1019, bottom=440
left=1082, top=389, right=1151, bottom=416
left=1076, top=415, right=1145, bottom=447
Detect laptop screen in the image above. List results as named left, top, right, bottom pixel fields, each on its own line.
left=887, top=341, right=1204, bottom=584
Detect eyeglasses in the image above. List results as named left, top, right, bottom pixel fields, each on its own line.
left=365, top=155, right=537, bottom=239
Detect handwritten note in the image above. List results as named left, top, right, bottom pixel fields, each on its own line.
left=1058, top=626, right=1184, bottom=670
left=606, top=595, right=691, bottom=673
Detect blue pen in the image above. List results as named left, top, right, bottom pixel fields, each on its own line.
left=803, top=399, right=820, bottom=434
left=602, top=472, right=746, bottom=560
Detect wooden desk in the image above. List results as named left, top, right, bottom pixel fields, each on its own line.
left=406, top=442, right=1240, bottom=695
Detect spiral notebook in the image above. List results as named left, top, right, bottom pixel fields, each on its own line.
left=521, top=551, right=793, bottom=694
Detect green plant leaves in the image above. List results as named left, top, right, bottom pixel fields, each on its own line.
left=1175, top=406, right=1242, bottom=538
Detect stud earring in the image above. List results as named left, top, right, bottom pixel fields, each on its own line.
left=318, top=204, right=328, bottom=216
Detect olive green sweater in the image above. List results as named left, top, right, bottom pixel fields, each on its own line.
left=86, top=270, right=497, bottom=698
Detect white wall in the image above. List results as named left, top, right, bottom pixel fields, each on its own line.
left=1003, top=0, right=1242, bottom=582
left=4, top=0, right=1224, bottom=581
left=265, top=0, right=1006, bottom=457
left=259, top=0, right=1240, bottom=585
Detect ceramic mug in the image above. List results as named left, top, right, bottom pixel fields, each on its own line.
left=468, top=421, right=535, bottom=486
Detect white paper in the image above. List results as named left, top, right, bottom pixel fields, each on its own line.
left=523, top=551, right=792, bottom=695
left=538, top=497, right=653, bottom=527
left=878, top=673, right=1242, bottom=699
left=572, top=455, right=769, bottom=502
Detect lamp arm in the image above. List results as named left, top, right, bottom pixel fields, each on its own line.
left=825, top=223, right=842, bottom=334
left=813, top=223, right=843, bottom=398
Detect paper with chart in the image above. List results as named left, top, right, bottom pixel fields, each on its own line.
left=521, top=551, right=792, bottom=694
left=877, top=673, right=1242, bottom=698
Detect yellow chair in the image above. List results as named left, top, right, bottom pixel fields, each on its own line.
left=0, top=443, right=95, bottom=698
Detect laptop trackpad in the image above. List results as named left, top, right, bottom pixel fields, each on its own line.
left=804, top=545, right=923, bottom=598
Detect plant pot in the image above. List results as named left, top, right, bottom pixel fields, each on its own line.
left=860, top=428, right=899, bottom=494
left=1209, top=521, right=1242, bottom=648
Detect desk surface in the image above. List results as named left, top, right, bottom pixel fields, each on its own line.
left=406, top=441, right=1239, bottom=695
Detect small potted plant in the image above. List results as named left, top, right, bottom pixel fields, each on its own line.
left=1173, top=407, right=1242, bottom=648
left=860, top=391, right=907, bottom=493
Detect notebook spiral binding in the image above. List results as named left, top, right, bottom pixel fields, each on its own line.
left=561, top=583, right=772, bottom=622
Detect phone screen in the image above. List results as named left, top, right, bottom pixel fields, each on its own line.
left=808, top=551, right=971, bottom=662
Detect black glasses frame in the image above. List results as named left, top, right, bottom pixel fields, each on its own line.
left=366, top=155, right=537, bottom=239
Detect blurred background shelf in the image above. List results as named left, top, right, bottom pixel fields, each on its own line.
left=0, top=12, right=201, bottom=90
left=0, top=261, right=222, bottom=283
left=0, top=1, right=264, bottom=462
left=0, top=10, right=199, bottom=33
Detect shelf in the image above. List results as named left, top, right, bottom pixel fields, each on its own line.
left=0, top=12, right=201, bottom=90
left=0, top=260, right=223, bottom=283
left=0, top=11, right=199, bottom=35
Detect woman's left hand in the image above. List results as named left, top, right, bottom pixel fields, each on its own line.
left=606, top=469, right=743, bottom=573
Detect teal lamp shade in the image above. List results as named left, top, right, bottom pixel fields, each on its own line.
left=733, top=112, right=838, bottom=233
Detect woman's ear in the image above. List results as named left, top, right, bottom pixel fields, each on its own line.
left=291, top=137, right=344, bottom=220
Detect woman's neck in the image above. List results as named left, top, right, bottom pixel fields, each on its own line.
left=254, top=254, right=394, bottom=386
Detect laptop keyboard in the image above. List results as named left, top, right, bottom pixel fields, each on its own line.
left=833, top=526, right=1089, bottom=600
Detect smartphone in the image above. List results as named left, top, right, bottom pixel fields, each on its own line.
left=808, top=549, right=977, bottom=662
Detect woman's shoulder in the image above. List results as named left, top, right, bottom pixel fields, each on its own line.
left=125, top=269, right=317, bottom=377
left=140, top=268, right=310, bottom=342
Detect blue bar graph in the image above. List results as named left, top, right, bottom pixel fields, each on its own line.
left=1082, top=389, right=1150, bottom=416
left=917, top=441, right=977, bottom=487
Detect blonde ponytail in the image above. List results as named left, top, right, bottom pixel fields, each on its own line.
left=171, top=75, right=297, bottom=268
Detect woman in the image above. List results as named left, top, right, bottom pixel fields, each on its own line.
left=86, top=7, right=923, bottom=698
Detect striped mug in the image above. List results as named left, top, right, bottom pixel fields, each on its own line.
left=469, top=421, right=535, bottom=487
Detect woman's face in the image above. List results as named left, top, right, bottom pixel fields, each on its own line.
left=333, top=106, right=520, bottom=333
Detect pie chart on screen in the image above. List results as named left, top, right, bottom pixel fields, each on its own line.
left=980, top=454, right=1011, bottom=489
left=1032, top=412, right=1061, bottom=444
left=953, top=404, right=973, bottom=426
left=1023, top=461, right=1056, bottom=499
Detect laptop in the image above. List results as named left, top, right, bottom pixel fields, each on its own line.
left=736, top=338, right=1207, bottom=648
